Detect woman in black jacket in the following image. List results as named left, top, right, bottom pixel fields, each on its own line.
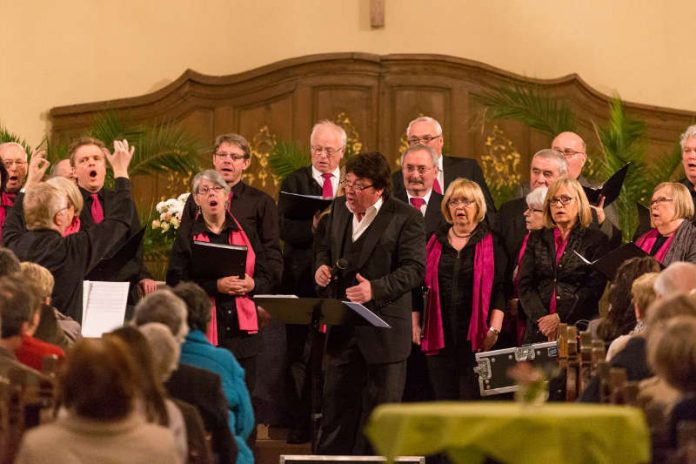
left=518, top=177, right=609, bottom=343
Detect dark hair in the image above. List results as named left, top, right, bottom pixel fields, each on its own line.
left=59, top=338, right=136, bottom=421
left=173, top=282, right=211, bottom=332
left=0, top=274, right=39, bottom=338
left=597, top=256, right=661, bottom=342
left=105, top=326, right=169, bottom=426
left=0, top=247, right=20, bottom=277
left=344, top=151, right=392, bottom=197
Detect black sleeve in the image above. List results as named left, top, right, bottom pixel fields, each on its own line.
left=255, top=194, right=283, bottom=290
left=518, top=232, right=549, bottom=323
left=1, top=192, right=26, bottom=247
left=242, top=221, right=273, bottom=295
left=278, top=175, right=315, bottom=247
left=470, top=160, right=497, bottom=214
left=489, top=234, right=507, bottom=314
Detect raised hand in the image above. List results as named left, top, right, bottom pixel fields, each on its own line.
left=105, top=139, right=135, bottom=178
left=25, top=148, right=50, bottom=187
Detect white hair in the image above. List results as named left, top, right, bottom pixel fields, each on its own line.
left=680, top=125, right=696, bottom=149
left=406, top=116, right=443, bottom=138
left=654, top=262, right=696, bottom=298
left=532, top=148, right=568, bottom=176
left=310, top=120, right=347, bottom=147
left=0, top=142, right=28, bottom=160
left=138, top=322, right=181, bottom=382
left=400, top=143, right=439, bottom=168
left=526, top=186, right=548, bottom=209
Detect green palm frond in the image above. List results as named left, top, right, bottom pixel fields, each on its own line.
left=475, top=84, right=576, bottom=137
left=269, top=140, right=310, bottom=180
left=0, top=123, right=31, bottom=153
left=128, top=122, right=201, bottom=177
left=87, top=111, right=143, bottom=144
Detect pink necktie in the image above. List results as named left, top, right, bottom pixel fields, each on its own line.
left=433, top=178, right=443, bottom=195
left=410, top=197, right=426, bottom=212
left=322, top=173, right=333, bottom=198
left=226, top=191, right=234, bottom=215
left=90, top=194, right=104, bottom=224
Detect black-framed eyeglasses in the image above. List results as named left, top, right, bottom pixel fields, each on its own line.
left=197, top=185, right=226, bottom=195
left=555, top=148, right=584, bottom=158
left=311, top=145, right=344, bottom=157
left=403, top=165, right=433, bottom=175
left=214, top=152, right=248, bottom=161
left=340, top=179, right=374, bottom=192
left=524, top=207, right=544, bottom=214
left=549, top=195, right=574, bottom=207
left=448, top=198, right=476, bottom=207
left=650, top=197, right=673, bottom=206
left=407, top=134, right=442, bottom=146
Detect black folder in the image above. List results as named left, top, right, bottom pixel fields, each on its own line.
left=279, top=191, right=333, bottom=219
left=86, top=227, right=145, bottom=279
left=253, top=296, right=391, bottom=328
left=573, top=242, right=659, bottom=280
left=582, top=163, right=630, bottom=207
left=192, top=241, right=247, bottom=279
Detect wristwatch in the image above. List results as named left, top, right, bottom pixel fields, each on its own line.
left=488, top=327, right=500, bottom=336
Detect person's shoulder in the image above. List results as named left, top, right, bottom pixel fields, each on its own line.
left=284, top=166, right=312, bottom=183
left=499, top=196, right=525, bottom=214
left=443, top=154, right=480, bottom=168
left=241, top=183, right=274, bottom=201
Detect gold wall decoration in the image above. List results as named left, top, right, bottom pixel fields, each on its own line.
left=243, top=125, right=280, bottom=190
left=479, top=124, right=522, bottom=207
left=334, top=112, right=363, bottom=157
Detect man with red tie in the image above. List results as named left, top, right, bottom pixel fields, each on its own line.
left=277, top=120, right=346, bottom=443
left=70, top=137, right=157, bottom=300
left=0, top=142, right=28, bottom=243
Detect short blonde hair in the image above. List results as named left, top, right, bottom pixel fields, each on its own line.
left=631, top=272, right=658, bottom=319
left=543, top=177, right=592, bottom=228
left=19, top=262, right=54, bottom=299
left=649, top=315, right=696, bottom=392
left=441, top=178, right=486, bottom=224
left=47, top=176, right=83, bottom=216
left=651, top=182, right=694, bottom=225
left=24, top=183, right=68, bottom=230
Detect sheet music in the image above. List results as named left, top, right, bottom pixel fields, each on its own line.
left=342, top=301, right=391, bottom=328
left=254, top=294, right=299, bottom=298
left=81, top=281, right=130, bottom=338
left=572, top=249, right=594, bottom=265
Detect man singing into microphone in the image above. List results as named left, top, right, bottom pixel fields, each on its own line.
left=314, top=152, right=425, bottom=455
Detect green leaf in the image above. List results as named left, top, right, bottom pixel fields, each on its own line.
left=268, top=140, right=310, bottom=180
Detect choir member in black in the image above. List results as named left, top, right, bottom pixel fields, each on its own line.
left=415, top=178, right=505, bottom=400
left=679, top=124, right=696, bottom=209
left=180, top=133, right=282, bottom=289
left=0, top=142, right=26, bottom=243
left=518, top=178, right=609, bottom=343
left=278, top=120, right=346, bottom=444
left=635, top=182, right=696, bottom=265
left=4, top=141, right=135, bottom=322
left=167, top=169, right=273, bottom=393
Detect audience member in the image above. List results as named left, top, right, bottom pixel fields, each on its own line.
left=653, top=262, right=696, bottom=299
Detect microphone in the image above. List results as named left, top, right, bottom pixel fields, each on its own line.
left=330, top=258, right=350, bottom=278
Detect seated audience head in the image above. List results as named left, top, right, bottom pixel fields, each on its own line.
left=50, top=159, right=75, bottom=180
left=58, top=337, right=137, bottom=421
left=649, top=182, right=694, bottom=234
left=0, top=142, right=28, bottom=193
left=401, top=144, right=439, bottom=197
left=648, top=315, right=696, bottom=394
left=23, top=182, right=72, bottom=234
left=653, top=262, right=696, bottom=299
left=631, top=272, right=659, bottom=323
left=551, top=131, right=586, bottom=180
left=68, top=136, right=108, bottom=193
left=680, top=124, right=696, bottom=185
left=441, top=178, right=486, bottom=227
left=597, top=257, right=661, bottom=341
left=0, top=247, right=20, bottom=277
left=18, top=262, right=54, bottom=336
left=529, top=149, right=568, bottom=190
left=0, top=275, right=40, bottom=347
left=343, top=152, right=391, bottom=214
left=133, top=289, right=188, bottom=343
left=524, top=186, right=548, bottom=231
left=543, top=177, right=592, bottom=229
left=211, top=133, right=251, bottom=187
left=106, top=326, right=168, bottom=425
left=310, top=120, right=347, bottom=174
left=192, top=169, right=231, bottom=221
left=644, top=293, right=696, bottom=352
left=139, top=322, right=181, bottom=383
left=406, top=116, right=444, bottom=157
left=47, top=175, right=84, bottom=216
left=172, top=282, right=211, bottom=333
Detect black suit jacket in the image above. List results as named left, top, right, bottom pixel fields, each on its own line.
left=392, top=154, right=496, bottom=214
left=278, top=166, right=323, bottom=296
left=393, top=188, right=446, bottom=238
left=315, top=196, right=426, bottom=364
left=496, top=196, right=527, bottom=297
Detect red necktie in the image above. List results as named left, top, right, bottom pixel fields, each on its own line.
left=409, top=197, right=426, bottom=212
left=90, top=193, right=104, bottom=224
left=226, top=191, right=234, bottom=215
left=322, top=173, right=333, bottom=198
left=433, top=178, right=443, bottom=195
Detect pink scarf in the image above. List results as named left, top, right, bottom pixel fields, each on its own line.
left=421, top=231, right=495, bottom=354
left=0, top=193, right=16, bottom=243
left=63, top=217, right=81, bottom=236
left=636, top=228, right=675, bottom=263
left=193, top=215, right=258, bottom=345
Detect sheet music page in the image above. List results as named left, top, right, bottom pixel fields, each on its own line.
left=254, top=294, right=299, bottom=298
left=342, top=301, right=391, bottom=328
left=82, top=281, right=130, bottom=337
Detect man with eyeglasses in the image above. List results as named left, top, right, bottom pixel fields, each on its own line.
left=679, top=125, right=696, bottom=209
left=181, top=133, right=282, bottom=289
left=551, top=131, right=621, bottom=247
left=0, top=142, right=27, bottom=243
left=315, top=152, right=425, bottom=455
left=277, top=120, right=346, bottom=444
left=391, top=116, right=496, bottom=215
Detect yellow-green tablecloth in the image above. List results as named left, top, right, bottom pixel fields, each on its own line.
left=365, top=402, right=650, bottom=464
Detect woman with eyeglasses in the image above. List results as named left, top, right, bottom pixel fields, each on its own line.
left=518, top=178, right=609, bottom=343
left=635, top=182, right=696, bottom=265
left=416, top=178, right=505, bottom=400
left=166, top=169, right=273, bottom=393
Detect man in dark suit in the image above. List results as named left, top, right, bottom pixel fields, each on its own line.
left=391, top=116, right=496, bottom=215
left=0, top=142, right=28, bottom=243
left=315, top=152, right=425, bottom=455
left=181, top=133, right=282, bottom=290
left=278, top=120, right=346, bottom=443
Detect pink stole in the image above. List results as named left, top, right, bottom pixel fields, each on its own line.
left=549, top=228, right=569, bottom=315
left=193, top=215, right=258, bottom=346
left=0, top=193, right=16, bottom=242
left=635, top=228, right=675, bottom=263
left=421, top=232, right=495, bottom=354
left=63, top=217, right=81, bottom=236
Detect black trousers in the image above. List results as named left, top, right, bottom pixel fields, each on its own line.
left=426, top=348, right=480, bottom=401
left=285, top=323, right=312, bottom=430
left=317, top=343, right=407, bottom=455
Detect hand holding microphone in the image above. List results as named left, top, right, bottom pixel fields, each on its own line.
left=315, top=258, right=349, bottom=288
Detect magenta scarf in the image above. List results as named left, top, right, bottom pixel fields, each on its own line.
left=513, top=232, right=531, bottom=292
left=421, top=231, right=495, bottom=354
left=636, top=228, right=675, bottom=263
left=193, top=215, right=258, bottom=345
left=0, top=193, right=16, bottom=242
